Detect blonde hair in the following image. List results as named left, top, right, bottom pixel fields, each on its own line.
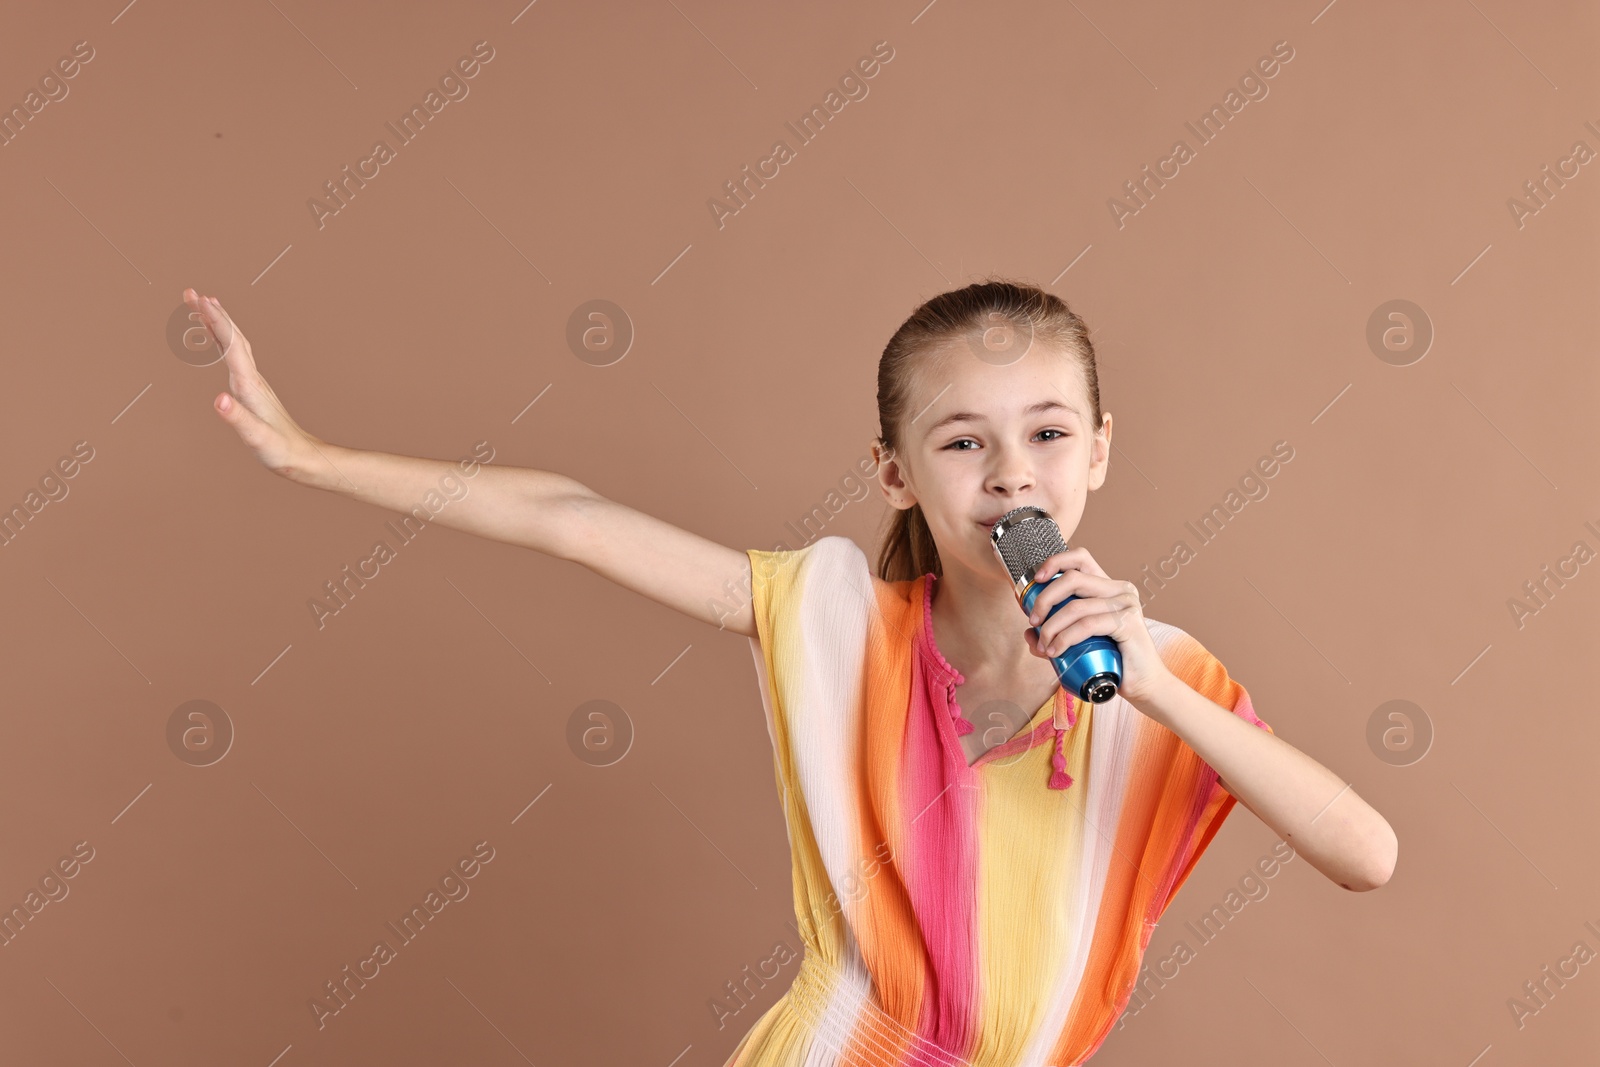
left=873, top=277, right=1104, bottom=582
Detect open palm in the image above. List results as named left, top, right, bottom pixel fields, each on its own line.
left=183, top=288, right=334, bottom=486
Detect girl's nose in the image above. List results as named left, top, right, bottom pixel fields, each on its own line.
left=987, top=458, right=1035, bottom=494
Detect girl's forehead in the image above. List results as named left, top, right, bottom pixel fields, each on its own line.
left=910, top=344, right=1090, bottom=423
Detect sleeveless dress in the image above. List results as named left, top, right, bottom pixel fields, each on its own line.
left=724, top=536, right=1274, bottom=1067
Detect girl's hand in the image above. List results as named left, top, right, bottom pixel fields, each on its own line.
left=184, top=288, right=339, bottom=488
left=1021, top=546, right=1174, bottom=708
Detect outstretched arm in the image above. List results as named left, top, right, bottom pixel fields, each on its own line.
left=1136, top=674, right=1398, bottom=893
left=188, top=288, right=756, bottom=639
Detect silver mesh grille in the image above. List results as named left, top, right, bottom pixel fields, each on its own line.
left=990, top=505, right=1067, bottom=585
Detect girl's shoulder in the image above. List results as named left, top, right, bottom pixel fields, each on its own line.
left=746, top=535, right=921, bottom=631
left=1143, top=615, right=1229, bottom=680
left=748, top=535, right=869, bottom=596
left=1143, top=615, right=1270, bottom=731
left=1143, top=615, right=1225, bottom=666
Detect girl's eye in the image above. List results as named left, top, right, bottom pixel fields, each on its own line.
left=944, top=430, right=1068, bottom=451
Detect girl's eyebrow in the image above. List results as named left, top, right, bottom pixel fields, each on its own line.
left=923, top=399, right=1079, bottom=437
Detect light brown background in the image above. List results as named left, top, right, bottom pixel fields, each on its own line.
left=1, top=0, right=1596, bottom=1064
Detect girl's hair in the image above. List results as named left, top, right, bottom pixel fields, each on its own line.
left=873, top=277, right=1104, bottom=583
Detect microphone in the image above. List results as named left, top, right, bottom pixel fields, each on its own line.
left=989, top=505, right=1122, bottom=704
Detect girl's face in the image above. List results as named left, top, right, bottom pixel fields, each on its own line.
left=877, top=339, right=1111, bottom=580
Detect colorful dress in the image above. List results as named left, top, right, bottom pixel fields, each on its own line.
left=725, top=536, right=1274, bottom=1067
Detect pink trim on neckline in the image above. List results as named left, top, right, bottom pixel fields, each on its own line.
left=920, top=573, right=965, bottom=685
left=920, top=571, right=1078, bottom=790
left=921, top=573, right=974, bottom=736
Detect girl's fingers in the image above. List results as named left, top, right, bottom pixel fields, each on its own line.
left=1073, top=551, right=1110, bottom=580
left=204, top=297, right=240, bottom=360
left=1024, top=551, right=1073, bottom=620
left=186, top=285, right=279, bottom=425
left=215, top=385, right=270, bottom=442
left=1032, top=547, right=1108, bottom=582
left=1030, top=550, right=1069, bottom=584
left=181, top=288, right=251, bottom=367
left=181, top=289, right=227, bottom=359
left=1035, top=597, right=1120, bottom=656
left=1026, top=568, right=1124, bottom=625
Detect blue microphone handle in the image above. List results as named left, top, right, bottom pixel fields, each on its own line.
left=1022, top=575, right=1123, bottom=704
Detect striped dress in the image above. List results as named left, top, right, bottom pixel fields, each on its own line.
left=725, top=536, right=1274, bottom=1067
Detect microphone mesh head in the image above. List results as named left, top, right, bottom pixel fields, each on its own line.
left=990, top=505, right=1067, bottom=585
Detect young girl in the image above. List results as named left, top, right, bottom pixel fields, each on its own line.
left=185, top=280, right=1395, bottom=1066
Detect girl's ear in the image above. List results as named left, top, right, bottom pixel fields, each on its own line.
left=872, top=439, right=916, bottom=508
left=1087, top=413, right=1113, bottom=491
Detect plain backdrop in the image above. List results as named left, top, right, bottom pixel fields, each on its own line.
left=0, top=1, right=1595, bottom=1064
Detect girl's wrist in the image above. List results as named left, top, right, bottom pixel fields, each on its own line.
left=1123, top=665, right=1182, bottom=721
left=292, top=438, right=352, bottom=493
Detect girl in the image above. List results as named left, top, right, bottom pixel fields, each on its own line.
left=185, top=280, right=1395, bottom=1066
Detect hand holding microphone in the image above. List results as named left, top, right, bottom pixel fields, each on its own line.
left=988, top=505, right=1124, bottom=704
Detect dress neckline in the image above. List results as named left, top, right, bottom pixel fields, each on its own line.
left=916, top=572, right=1078, bottom=783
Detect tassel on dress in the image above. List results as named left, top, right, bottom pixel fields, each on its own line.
left=1048, top=693, right=1079, bottom=791
left=1048, top=725, right=1074, bottom=789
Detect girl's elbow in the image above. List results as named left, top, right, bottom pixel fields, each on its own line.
left=1346, top=823, right=1398, bottom=892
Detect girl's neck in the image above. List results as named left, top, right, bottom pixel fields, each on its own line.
left=929, top=566, right=1050, bottom=683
